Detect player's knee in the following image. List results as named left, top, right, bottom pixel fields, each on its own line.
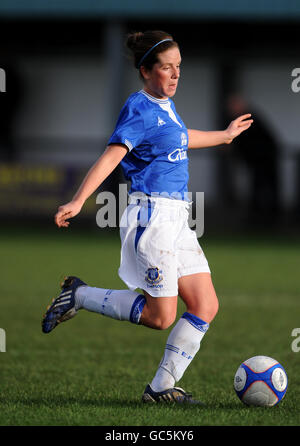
left=202, top=296, right=219, bottom=322
left=189, top=294, right=219, bottom=323
left=207, top=295, right=219, bottom=322
left=209, top=296, right=219, bottom=320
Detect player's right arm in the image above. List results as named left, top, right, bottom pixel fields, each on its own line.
left=54, top=144, right=128, bottom=228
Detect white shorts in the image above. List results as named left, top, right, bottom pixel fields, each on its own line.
left=118, top=195, right=210, bottom=297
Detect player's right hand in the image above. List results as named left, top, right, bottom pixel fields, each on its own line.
left=54, top=200, right=83, bottom=228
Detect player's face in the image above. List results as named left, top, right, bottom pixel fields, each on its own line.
left=142, top=47, right=181, bottom=99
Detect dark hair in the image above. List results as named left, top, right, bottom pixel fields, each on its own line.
left=126, top=30, right=178, bottom=73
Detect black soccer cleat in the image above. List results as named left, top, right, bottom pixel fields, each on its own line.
left=42, top=276, right=86, bottom=334
left=142, top=384, right=204, bottom=405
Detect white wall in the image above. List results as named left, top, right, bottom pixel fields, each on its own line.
left=16, top=56, right=109, bottom=139
left=240, top=61, right=300, bottom=149
left=14, top=54, right=300, bottom=206
left=240, top=61, right=300, bottom=208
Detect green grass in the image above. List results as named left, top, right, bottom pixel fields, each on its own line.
left=0, top=225, right=299, bottom=426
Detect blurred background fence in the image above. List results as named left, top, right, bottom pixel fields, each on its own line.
left=1, top=0, right=300, bottom=233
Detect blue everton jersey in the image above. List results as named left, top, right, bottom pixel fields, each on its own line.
left=108, top=90, right=189, bottom=199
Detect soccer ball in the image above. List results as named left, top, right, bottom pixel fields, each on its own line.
left=234, top=355, right=288, bottom=407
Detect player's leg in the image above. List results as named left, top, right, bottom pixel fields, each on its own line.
left=178, top=272, right=219, bottom=323
left=42, top=276, right=178, bottom=334
left=76, top=284, right=177, bottom=330
left=139, top=291, right=177, bottom=329
left=42, top=276, right=147, bottom=333
left=141, top=288, right=204, bottom=404
left=145, top=273, right=218, bottom=401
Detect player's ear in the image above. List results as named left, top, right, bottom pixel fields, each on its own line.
left=140, top=66, right=150, bottom=81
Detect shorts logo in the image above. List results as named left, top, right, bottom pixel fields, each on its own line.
left=145, top=267, right=163, bottom=287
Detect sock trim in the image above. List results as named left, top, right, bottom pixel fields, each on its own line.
left=182, top=312, right=209, bottom=333
left=165, top=344, right=180, bottom=354
left=129, top=294, right=146, bottom=324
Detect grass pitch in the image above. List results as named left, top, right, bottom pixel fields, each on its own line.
left=0, top=224, right=299, bottom=426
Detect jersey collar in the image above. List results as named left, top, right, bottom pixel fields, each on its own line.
left=140, top=89, right=170, bottom=104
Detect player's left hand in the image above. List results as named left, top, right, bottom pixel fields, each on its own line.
left=225, top=114, right=253, bottom=143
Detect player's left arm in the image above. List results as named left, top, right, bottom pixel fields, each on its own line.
left=187, top=114, right=253, bottom=149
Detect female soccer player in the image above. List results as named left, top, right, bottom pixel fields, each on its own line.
left=42, top=30, right=253, bottom=404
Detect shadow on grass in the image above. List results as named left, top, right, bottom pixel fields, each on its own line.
left=0, top=394, right=242, bottom=411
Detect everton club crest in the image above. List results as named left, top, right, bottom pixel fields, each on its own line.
left=145, top=267, right=163, bottom=286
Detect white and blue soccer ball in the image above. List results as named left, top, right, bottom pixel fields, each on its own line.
left=234, top=355, right=288, bottom=407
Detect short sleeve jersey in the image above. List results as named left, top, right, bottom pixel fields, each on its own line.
left=108, top=90, right=189, bottom=199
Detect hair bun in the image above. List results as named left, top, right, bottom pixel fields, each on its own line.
left=126, top=32, right=144, bottom=51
